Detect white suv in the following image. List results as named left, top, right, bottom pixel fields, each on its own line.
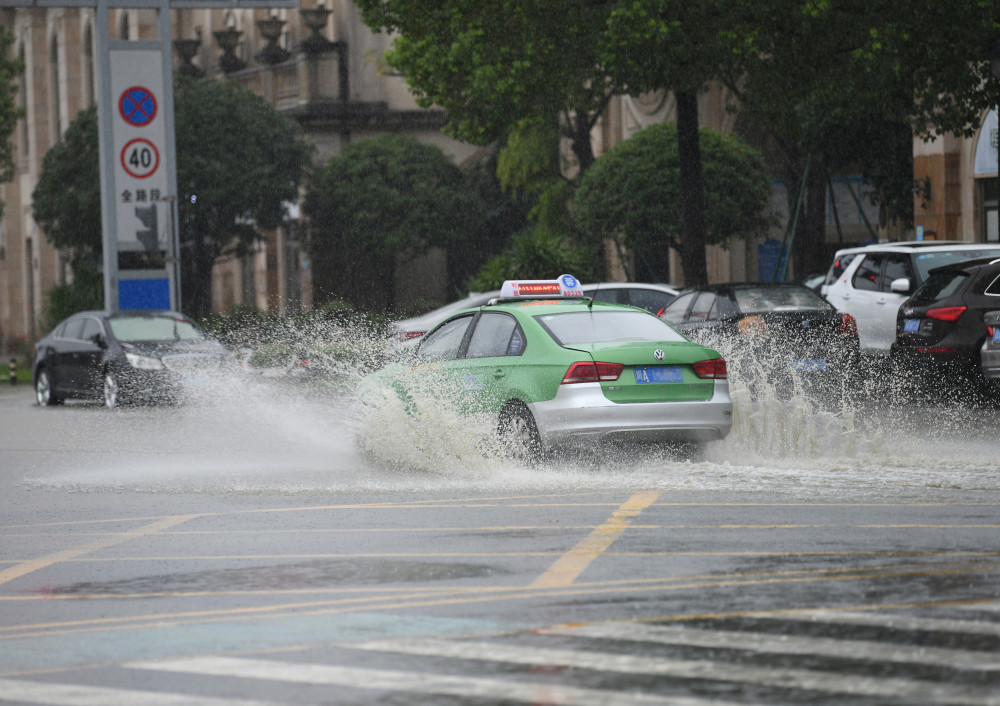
left=821, top=240, right=1000, bottom=355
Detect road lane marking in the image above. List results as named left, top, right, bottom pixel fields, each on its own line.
left=542, top=622, right=1000, bottom=671
left=0, top=515, right=199, bottom=586
left=4, top=563, right=999, bottom=640
left=957, top=600, right=1000, bottom=612
left=529, top=490, right=660, bottom=589
left=761, top=609, right=1000, bottom=637
left=347, top=637, right=1000, bottom=705
left=127, top=656, right=740, bottom=706
left=0, top=677, right=290, bottom=705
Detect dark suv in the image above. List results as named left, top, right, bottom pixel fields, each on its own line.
left=891, top=257, right=1000, bottom=387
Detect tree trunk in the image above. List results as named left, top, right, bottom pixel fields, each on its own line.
left=569, top=112, right=596, bottom=176
left=792, top=160, right=828, bottom=279
left=675, top=91, right=708, bottom=287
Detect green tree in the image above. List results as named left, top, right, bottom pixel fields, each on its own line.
left=32, top=107, right=102, bottom=272
left=31, top=79, right=312, bottom=318
left=602, top=0, right=757, bottom=286
left=574, top=122, right=770, bottom=281
left=0, top=29, right=25, bottom=221
left=175, top=78, right=311, bottom=317
left=354, top=0, right=617, bottom=174
left=303, top=134, right=480, bottom=312
left=719, top=0, right=1000, bottom=276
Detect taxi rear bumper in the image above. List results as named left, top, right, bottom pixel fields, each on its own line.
left=529, top=381, right=733, bottom=446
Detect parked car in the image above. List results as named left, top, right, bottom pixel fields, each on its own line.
left=361, top=275, right=731, bottom=462
left=32, top=310, right=231, bottom=408
left=390, top=290, right=501, bottom=345
left=821, top=240, right=1000, bottom=355
left=581, top=282, right=680, bottom=315
left=981, top=310, right=1000, bottom=391
left=660, top=283, right=861, bottom=394
left=891, top=257, right=1000, bottom=386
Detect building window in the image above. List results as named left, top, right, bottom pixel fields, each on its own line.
left=50, top=35, right=62, bottom=140
left=83, top=24, right=95, bottom=107
left=119, top=13, right=130, bottom=41
left=17, top=44, right=28, bottom=161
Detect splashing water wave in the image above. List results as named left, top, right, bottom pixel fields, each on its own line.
left=20, top=319, right=999, bottom=500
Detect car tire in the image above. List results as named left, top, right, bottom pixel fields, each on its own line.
left=34, top=368, right=63, bottom=406
left=103, top=371, right=121, bottom=409
left=498, top=402, right=542, bottom=465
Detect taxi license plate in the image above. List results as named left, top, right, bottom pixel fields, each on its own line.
left=791, top=358, right=826, bottom=372
left=994, top=329, right=1000, bottom=344
left=634, top=366, right=682, bottom=384
left=904, top=318, right=920, bottom=333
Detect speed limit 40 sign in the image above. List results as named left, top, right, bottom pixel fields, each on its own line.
left=121, top=138, right=160, bottom=179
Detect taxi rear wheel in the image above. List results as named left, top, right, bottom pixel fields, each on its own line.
left=498, top=402, right=541, bottom=465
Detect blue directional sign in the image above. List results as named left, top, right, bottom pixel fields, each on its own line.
left=119, top=86, right=157, bottom=127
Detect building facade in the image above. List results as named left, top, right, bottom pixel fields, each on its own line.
left=2, top=4, right=997, bottom=358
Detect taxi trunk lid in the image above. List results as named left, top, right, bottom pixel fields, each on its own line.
left=565, top=341, right=721, bottom=403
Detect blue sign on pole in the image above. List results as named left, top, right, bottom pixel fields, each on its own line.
left=118, top=278, right=171, bottom=310
left=758, top=238, right=789, bottom=282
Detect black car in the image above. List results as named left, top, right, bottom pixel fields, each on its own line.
left=660, top=283, right=861, bottom=394
left=892, top=257, right=1000, bottom=386
left=32, top=310, right=231, bottom=408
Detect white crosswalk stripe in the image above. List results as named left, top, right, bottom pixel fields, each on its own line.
left=764, top=609, right=1000, bottom=636
left=541, top=621, right=1000, bottom=671
left=0, top=678, right=291, bottom=706
left=126, top=656, right=743, bottom=706
left=347, top=636, right=1000, bottom=706
left=6, top=609, right=1000, bottom=706
left=957, top=600, right=1000, bottom=613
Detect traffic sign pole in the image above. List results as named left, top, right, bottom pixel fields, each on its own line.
left=10, top=0, right=297, bottom=313
left=97, top=0, right=180, bottom=311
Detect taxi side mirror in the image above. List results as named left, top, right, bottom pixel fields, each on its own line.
left=889, top=277, right=911, bottom=294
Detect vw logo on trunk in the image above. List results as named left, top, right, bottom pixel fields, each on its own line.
left=654, top=349, right=665, bottom=361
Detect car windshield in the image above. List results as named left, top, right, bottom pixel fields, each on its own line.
left=109, top=315, right=205, bottom=342
left=733, top=286, right=833, bottom=314
left=914, top=248, right=1000, bottom=281
left=909, top=270, right=968, bottom=306
left=534, top=310, right=687, bottom=345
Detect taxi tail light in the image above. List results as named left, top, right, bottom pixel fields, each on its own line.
left=916, top=347, right=958, bottom=354
left=987, top=325, right=996, bottom=337
left=562, top=361, right=624, bottom=384
left=838, top=313, right=859, bottom=338
left=925, top=306, right=966, bottom=322
left=692, top=358, right=728, bottom=379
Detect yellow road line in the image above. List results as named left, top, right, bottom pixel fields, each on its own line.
left=3, top=562, right=998, bottom=642
left=529, top=490, right=660, bottom=589
left=0, top=515, right=199, bottom=586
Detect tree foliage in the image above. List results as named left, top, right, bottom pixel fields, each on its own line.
left=0, top=29, right=23, bottom=221
left=719, top=0, right=1000, bottom=274
left=32, top=107, right=102, bottom=271
left=575, top=122, right=770, bottom=282
left=31, top=79, right=311, bottom=318
left=303, top=134, right=480, bottom=312
left=354, top=0, right=617, bottom=174
left=175, top=78, right=311, bottom=317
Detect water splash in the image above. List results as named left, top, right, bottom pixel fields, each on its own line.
left=18, top=317, right=1000, bottom=500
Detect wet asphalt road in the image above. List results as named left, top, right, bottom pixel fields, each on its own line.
left=1, top=380, right=999, bottom=705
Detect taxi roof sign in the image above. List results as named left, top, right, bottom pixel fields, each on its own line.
left=499, top=274, right=583, bottom=299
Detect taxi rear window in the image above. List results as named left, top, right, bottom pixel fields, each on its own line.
left=534, top=311, right=687, bottom=345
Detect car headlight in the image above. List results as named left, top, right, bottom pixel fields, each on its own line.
left=125, top=352, right=164, bottom=370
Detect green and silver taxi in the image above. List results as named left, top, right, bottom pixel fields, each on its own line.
left=360, top=275, right=733, bottom=461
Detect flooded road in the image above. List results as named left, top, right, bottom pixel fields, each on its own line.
left=1, top=376, right=998, bottom=705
